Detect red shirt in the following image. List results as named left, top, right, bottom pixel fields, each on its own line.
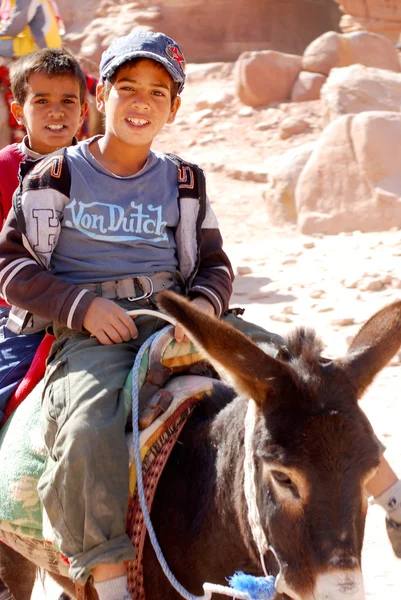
left=0, top=143, right=26, bottom=307
left=0, top=143, right=26, bottom=227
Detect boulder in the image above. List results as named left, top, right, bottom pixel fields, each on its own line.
left=302, top=31, right=400, bottom=75
left=302, top=31, right=342, bottom=75
left=291, top=71, right=326, bottom=102
left=264, top=142, right=315, bottom=225
left=235, top=50, right=302, bottom=107
left=279, top=117, right=310, bottom=140
left=320, top=64, right=401, bottom=122
left=295, top=111, right=401, bottom=234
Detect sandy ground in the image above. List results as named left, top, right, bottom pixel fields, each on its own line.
left=32, top=62, right=401, bottom=598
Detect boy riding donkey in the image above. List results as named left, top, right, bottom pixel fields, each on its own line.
left=0, top=30, right=233, bottom=599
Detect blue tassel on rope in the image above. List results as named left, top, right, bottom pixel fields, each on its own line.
left=228, top=572, right=276, bottom=599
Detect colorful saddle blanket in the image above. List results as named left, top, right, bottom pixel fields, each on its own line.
left=0, top=326, right=215, bottom=585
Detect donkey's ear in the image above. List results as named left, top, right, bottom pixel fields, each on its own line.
left=342, top=300, right=401, bottom=398
left=158, top=291, right=293, bottom=405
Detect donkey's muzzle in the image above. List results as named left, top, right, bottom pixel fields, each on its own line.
left=275, top=568, right=366, bottom=600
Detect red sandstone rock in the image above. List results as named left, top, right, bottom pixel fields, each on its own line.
left=302, top=31, right=400, bottom=75
left=321, top=64, right=401, bottom=122
left=333, top=0, right=401, bottom=44
left=57, top=0, right=341, bottom=65
left=291, top=71, right=326, bottom=102
left=295, top=111, right=401, bottom=234
left=235, top=50, right=302, bottom=107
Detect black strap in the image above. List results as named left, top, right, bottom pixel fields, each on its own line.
left=165, top=152, right=206, bottom=206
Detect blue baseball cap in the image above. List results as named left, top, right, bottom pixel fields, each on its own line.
left=99, top=30, right=186, bottom=93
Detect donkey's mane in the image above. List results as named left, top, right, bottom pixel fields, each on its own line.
left=273, top=326, right=330, bottom=401
left=283, top=326, right=325, bottom=362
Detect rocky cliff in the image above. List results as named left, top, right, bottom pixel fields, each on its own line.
left=58, top=0, right=341, bottom=66
left=334, top=0, right=401, bottom=43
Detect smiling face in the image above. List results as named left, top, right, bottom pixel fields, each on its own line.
left=96, top=58, right=181, bottom=154
left=11, top=72, right=88, bottom=155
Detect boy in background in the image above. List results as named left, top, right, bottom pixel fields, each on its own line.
left=0, top=47, right=87, bottom=421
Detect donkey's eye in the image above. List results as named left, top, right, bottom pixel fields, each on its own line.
left=271, top=470, right=293, bottom=487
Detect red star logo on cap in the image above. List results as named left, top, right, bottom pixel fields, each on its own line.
left=168, top=45, right=185, bottom=70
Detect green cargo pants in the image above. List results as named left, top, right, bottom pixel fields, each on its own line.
left=37, top=298, right=167, bottom=584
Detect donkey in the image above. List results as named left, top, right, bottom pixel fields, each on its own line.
left=1, top=293, right=401, bottom=600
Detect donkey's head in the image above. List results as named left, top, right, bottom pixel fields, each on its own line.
left=158, top=293, right=401, bottom=600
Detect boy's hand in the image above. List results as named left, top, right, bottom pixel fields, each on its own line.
left=174, top=296, right=215, bottom=343
left=83, top=297, right=138, bottom=345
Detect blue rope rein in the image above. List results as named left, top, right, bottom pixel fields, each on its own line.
left=131, top=324, right=253, bottom=600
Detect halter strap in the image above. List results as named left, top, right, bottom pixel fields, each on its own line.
left=244, top=399, right=270, bottom=575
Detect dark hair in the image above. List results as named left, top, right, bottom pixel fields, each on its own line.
left=103, top=58, right=180, bottom=105
left=10, top=47, right=87, bottom=106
